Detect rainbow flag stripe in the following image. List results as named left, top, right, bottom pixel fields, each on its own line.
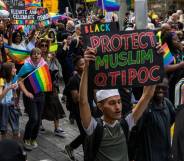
left=6, top=45, right=30, bottom=64
left=28, top=64, right=52, bottom=94
left=162, top=43, right=175, bottom=65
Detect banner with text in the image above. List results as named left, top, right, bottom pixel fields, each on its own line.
left=83, top=25, right=164, bottom=88
left=36, top=7, right=50, bottom=27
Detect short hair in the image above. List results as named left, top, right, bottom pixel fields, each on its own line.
left=36, top=38, right=50, bottom=48
left=12, top=31, right=22, bottom=43
left=72, top=55, right=83, bottom=67
left=30, top=47, right=41, bottom=56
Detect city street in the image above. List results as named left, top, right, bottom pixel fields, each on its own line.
left=19, top=96, right=83, bottom=161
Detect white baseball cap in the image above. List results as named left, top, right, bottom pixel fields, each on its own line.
left=96, top=89, right=120, bottom=103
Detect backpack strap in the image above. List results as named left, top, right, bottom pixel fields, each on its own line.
left=120, top=118, right=129, bottom=141
left=84, top=118, right=104, bottom=161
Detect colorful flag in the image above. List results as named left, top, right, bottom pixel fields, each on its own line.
left=28, top=64, right=52, bottom=94
left=5, top=45, right=30, bottom=64
left=162, top=43, right=175, bottom=66
left=51, top=14, right=68, bottom=23
left=97, top=0, right=120, bottom=12
left=0, top=0, right=7, bottom=10
left=25, top=0, right=41, bottom=9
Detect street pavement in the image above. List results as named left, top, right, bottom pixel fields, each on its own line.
left=19, top=95, right=83, bottom=161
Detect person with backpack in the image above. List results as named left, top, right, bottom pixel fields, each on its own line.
left=79, top=47, right=157, bottom=161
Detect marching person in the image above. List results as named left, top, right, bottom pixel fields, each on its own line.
left=79, top=48, right=157, bottom=161
left=0, top=62, right=19, bottom=140
left=19, top=48, right=47, bottom=150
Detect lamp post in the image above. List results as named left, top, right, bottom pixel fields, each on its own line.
left=135, top=0, right=148, bottom=29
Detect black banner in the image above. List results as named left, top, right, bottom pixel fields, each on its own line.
left=82, top=24, right=164, bottom=89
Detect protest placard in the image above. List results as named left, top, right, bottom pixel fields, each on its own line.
left=36, top=7, right=50, bottom=28
left=81, top=22, right=119, bottom=35
left=82, top=24, right=164, bottom=88
left=10, top=8, right=37, bottom=25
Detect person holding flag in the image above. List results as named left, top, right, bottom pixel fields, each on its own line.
left=17, top=48, right=52, bottom=150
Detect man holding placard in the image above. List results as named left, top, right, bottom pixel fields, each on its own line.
left=79, top=47, right=157, bottom=161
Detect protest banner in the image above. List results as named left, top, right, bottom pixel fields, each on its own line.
left=36, top=7, right=50, bottom=27
left=10, top=8, right=37, bottom=25
left=81, top=22, right=119, bottom=35
left=82, top=24, right=164, bottom=89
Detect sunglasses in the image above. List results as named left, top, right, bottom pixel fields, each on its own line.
left=40, top=43, right=48, bottom=47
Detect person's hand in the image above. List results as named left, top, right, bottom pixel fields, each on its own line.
left=142, top=85, right=156, bottom=98
left=178, top=61, right=184, bottom=68
left=84, top=47, right=96, bottom=67
left=25, top=91, right=34, bottom=99
left=156, top=43, right=164, bottom=55
left=8, top=83, right=18, bottom=90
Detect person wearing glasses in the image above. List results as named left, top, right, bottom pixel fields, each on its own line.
left=37, top=38, right=66, bottom=137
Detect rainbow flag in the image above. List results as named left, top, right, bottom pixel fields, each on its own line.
left=5, top=45, right=30, bottom=64
left=162, top=43, right=175, bottom=66
left=25, top=0, right=41, bottom=9
left=28, top=64, right=52, bottom=94
left=97, top=0, right=120, bottom=12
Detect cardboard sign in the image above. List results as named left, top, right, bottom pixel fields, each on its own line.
left=83, top=26, right=164, bottom=89
left=10, top=8, right=37, bottom=25
left=36, top=7, right=50, bottom=27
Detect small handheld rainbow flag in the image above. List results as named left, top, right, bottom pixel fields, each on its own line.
left=5, top=45, right=30, bottom=64
left=27, top=64, right=52, bottom=94
left=162, top=43, right=175, bottom=66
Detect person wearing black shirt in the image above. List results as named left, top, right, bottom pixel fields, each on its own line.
left=133, top=78, right=175, bottom=161
left=64, top=55, right=86, bottom=161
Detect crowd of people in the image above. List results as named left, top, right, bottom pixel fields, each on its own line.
left=0, top=3, right=183, bottom=161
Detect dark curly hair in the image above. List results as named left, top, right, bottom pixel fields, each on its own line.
left=12, top=31, right=23, bottom=44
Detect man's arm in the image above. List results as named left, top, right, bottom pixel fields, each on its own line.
left=79, top=48, right=96, bottom=129
left=132, top=85, right=156, bottom=123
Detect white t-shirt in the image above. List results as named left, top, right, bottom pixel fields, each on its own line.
left=11, top=40, right=28, bottom=51
left=84, top=113, right=135, bottom=136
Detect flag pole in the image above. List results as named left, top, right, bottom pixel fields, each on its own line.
left=102, top=0, right=105, bottom=16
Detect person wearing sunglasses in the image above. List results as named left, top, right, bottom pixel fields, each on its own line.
left=37, top=38, right=66, bottom=137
